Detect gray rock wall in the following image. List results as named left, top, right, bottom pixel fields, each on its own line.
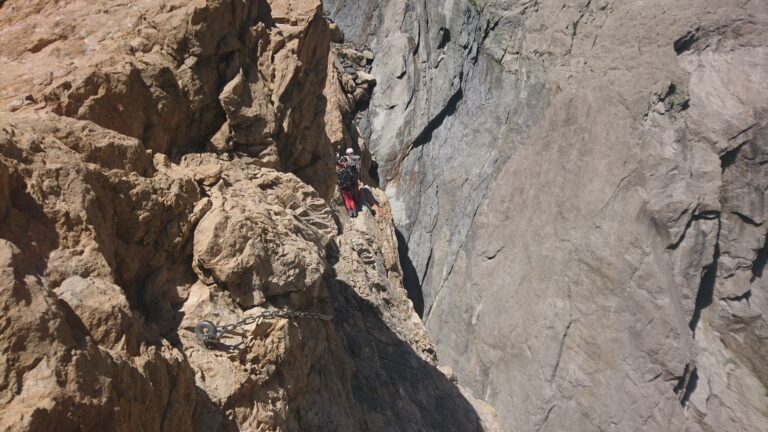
left=328, top=0, right=768, bottom=430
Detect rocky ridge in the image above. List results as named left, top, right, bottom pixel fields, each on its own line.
left=0, top=0, right=501, bottom=430
left=327, top=0, right=768, bottom=431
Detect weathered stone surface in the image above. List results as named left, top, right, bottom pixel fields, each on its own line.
left=323, top=52, right=355, bottom=150
left=54, top=276, right=143, bottom=353
left=186, top=155, right=333, bottom=307
left=355, top=71, right=376, bottom=85
left=329, top=0, right=768, bottom=430
left=0, top=0, right=495, bottom=430
left=0, top=239, right=196, bottom=432
left=1, top=0, right=336, bottom=196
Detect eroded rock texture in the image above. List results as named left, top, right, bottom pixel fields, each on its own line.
left=0, top=1, right=499, bottom=431
left=328, top=0, right=768, bottom=430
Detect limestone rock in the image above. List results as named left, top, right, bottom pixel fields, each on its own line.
left=355, top=71, right=376, bottom=85
left=0, top=1, right=494, bottom=429
left=218, top=70, right=276, bottom=148
left=1, top=0, right=336, bottom=196
left=0, top=239, right=197, bottom=432
left=54, top=276, right=142, bottom=354
left=188, top=158, right=333, bottom=307
left=323, top=52, right=355, bottom=150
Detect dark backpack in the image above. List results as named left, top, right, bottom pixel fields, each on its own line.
left=338, top=166, right=356, bottom=191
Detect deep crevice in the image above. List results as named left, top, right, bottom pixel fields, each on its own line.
left=695, top=211, right=721, bottom=220
left=410, top=88, right=464, bottom=150
left=550, top=320, right=573, bottom=381
left=673, top=364, right=690, bottom=394
left=667, top=83, right=678, bottom=97
left=732, top=211, right=762, bottom=227
left=674, top=29, right=699, bottom=55
left=673, top=363, right=699, bottom=406
left=368, top=159, right=380, bottom=185
left=534, top=404, right=557, bottom=432
left=724, top=290, right=752, bottom=303
left=688, top=243, right=719, bottom=333
left=477, top=16, right=501, bottom=61
left=667, top=214, right=696, bottom=250
left=666, top=209, right=718, bottom=250
left=679, top=367, right=699, bottom=406
left=395, top=228, right=425, bottom=317
left=721, top=142, right=747, bottom=171
left=437, top=27, right=451, bottom=49
left=751, top=234, right=768, bottom=281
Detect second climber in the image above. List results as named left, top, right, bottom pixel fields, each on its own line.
left=337, top=148, right=360, bottom=217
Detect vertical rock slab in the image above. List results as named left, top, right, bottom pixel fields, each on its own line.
left=330, top=0, right=768, bottom=430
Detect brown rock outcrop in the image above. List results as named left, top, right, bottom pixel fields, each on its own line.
left=0, top=0, right=496, bottom=430
left=185, top=155, right=334, bottom=307
left=0, top=238, right=196, bottom=432
left=1, top=0, right=336, bottom=195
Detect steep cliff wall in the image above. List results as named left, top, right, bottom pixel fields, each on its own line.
left=0, top=1, right=501, bottom=430
left=327, top=0, right=768, bottom=430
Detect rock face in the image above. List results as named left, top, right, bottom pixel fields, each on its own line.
left=327, top=0, right=768, bottom=430
left=0, top=1, right=500, bottom=431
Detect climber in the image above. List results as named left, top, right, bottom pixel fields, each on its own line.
left=348, top=149, right=365, bottom=208
left=337, top=150, right=359, bottom=217
left=351, top=154, right=362, bottom=186
left=341, top=148, right=361, bottom=191
left=347, top=148, right=362, bottom=175
left=338, top=147, right=355, bottom=167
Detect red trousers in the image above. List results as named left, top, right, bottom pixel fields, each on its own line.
left=341, top=190, right=356, bottom=211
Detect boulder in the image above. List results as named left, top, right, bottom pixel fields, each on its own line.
left=340, top=48, right=365, bottom=65
left=329, top=21, right=344, bottom=43
left=341, top=73, right=357, bottom=93
left=187, top=157, right=333, bottom=306
left=355, top=71, right=376, bottom=85
left=54, top=276, right=142, bottom=353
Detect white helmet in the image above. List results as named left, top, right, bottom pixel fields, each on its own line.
left=346, top=148, right=354, bottom=155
